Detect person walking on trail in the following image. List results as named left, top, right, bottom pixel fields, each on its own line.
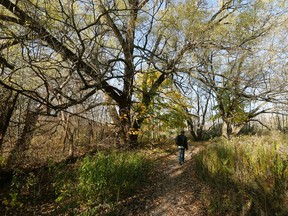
left=176, top=130, right=188, bottom=165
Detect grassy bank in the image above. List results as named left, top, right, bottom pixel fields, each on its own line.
left=195, top=131, right=288, bottom=215
left=1, top=150, right=152, bottom=215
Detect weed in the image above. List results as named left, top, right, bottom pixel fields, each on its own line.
left=195, top=132, right=288, bottom=215
left=55, top=150, right=152, bottom=214
left=2, top=169, right=38, bottom=210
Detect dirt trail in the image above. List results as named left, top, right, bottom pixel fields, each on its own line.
left=124, top=145, right=210, bottom=216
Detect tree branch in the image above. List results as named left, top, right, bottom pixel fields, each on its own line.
left=0, top=0, right=124, bottom=105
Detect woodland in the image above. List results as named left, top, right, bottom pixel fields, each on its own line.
left=0, top=0, right=288, bottom=215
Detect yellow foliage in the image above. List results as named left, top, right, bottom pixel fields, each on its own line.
left=128, top=128, right=139, bottom=135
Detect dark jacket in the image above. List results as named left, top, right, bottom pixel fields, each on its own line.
left=176, top=134, right=188, bottom=150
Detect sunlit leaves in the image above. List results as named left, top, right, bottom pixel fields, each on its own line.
left=133, top=68, right=191, bottom=130
left=158, top=0, right=208, bottom=47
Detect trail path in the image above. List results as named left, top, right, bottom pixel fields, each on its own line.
left=123, top=144, right=210, bottom=216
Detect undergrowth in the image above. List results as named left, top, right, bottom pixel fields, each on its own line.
left=195, top=131, right=288, bottom=215
left=55, top=150, right=152, bottom=215
left=1, top=150, right=152, bottom=215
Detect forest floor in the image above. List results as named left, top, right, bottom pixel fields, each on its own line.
left=0, top=142, right=213, bottom=216
left=119, top=142, right=212, bottom=216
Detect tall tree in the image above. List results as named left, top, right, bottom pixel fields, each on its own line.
left=1, top=0, right=286, bottom=146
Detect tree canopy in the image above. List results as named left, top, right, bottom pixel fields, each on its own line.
left=0, top=0, right=288, bottom=147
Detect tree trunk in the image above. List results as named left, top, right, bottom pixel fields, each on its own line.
left=130, top=118, right=143, bottom=147
left=221, top=120, right=229, bottom=139
left=17, top=112, right=38, bottom=150
left=222, top=119, right=245, bottom=138
left=187, top=118, right=206, bottom=141
left=187, top=119, right=197, bottom=141
left=117, top=104, right=131, bottom=147
left=62, top=112, right=71, bottom=157
left=0, top=91, right=18, bottom=150
left=231, top=124, right=245, bottom=136
left=6, top=102, right=40, bottom=166
left=16, top=109, right=39, bottom=151
left=107, top=97, right=139, bottom=148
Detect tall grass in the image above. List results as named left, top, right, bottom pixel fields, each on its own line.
left=2, top=150, right=152, bottom=215
left=195, top=131, right=288, bottom=215
left=55, top=150, right=152, bottom=215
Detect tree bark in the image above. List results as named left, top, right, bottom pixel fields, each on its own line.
left=6, top=102, right=40, bottom=167
left=231, top=124, right=245, bottom=136
left=16, top=109, right=39, bottom=151
left=221, top=120, right=229, bottom=139
left=0, top=91, right=18, bottom=150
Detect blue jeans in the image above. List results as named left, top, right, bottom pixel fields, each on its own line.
left=178, top=147, right=185, bottom=163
